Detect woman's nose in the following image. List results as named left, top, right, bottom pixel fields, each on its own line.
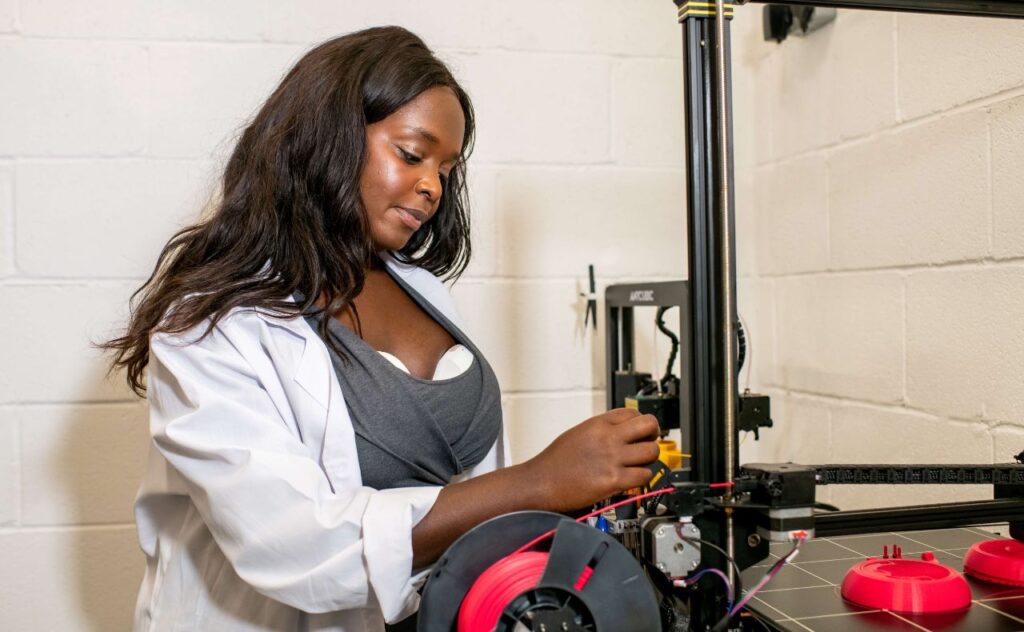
left=416, top=172, right=441, bottom=202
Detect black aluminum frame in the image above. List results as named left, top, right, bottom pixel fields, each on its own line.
left=743, top=0, right=1024, bottom=19
left=604, top=281, right=692, bottom=440
left=679, top=6, right=736, bottom=492
left=815, top=499, right=1024, bottom=537
left=672, top=0, right=1024, bottom=625
left=674, top=2, right=739, bottom=626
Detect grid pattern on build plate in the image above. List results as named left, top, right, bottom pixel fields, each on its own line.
left=739, top=526, right=1024, bottom=632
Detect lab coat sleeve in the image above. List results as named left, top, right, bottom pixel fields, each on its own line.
left=148, top=319, right=441, bottom=618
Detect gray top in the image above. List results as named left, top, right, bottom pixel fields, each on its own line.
left=301, top=270, right=502, bottom=489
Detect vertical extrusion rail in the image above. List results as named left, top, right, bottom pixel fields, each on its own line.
left=675, top=0, right=737, bottom=502
left=674, top=0, right=738, bottom=627
left=712, top=0, right=739, bottom=588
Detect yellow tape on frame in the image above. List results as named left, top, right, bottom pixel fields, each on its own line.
left=678, top=1, right=735, bottom=21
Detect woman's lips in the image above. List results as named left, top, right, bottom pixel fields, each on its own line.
left=396, top=207, right=425, bottom=231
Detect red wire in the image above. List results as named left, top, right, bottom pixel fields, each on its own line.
left=456, top=481, right=735, bottom=631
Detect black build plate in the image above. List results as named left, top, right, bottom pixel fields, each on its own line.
left=740, top=526, right=1024, bottom=632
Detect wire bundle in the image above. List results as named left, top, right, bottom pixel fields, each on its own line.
left=728, top=536, right=805, bottom=616
left=456, top=551, right=592, bottom=632
left=456, top=484, right=739, bottom=632
left=674, top=567, right=735, bottom=612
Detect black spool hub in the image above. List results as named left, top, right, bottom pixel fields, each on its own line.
left=497, top=589, right=594, bottom=631
left=417, top=511, right=660, bottom=632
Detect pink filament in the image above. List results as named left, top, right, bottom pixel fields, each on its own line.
left=457, top=551, right=593, bottom=632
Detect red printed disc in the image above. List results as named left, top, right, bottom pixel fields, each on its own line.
left=841, top=549, right=971, bottom=614
left=964, top=539, right=1024, bottom=587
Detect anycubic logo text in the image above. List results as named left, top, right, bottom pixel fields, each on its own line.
left=629, top=290, right=655, bottom=302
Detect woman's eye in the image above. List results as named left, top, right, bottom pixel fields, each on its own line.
left=398, top=147, right=421, bottom=164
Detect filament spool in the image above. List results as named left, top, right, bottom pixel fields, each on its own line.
left=417, top=511, right=659, bottom=632
left=457, top=551, right=594, bottom=632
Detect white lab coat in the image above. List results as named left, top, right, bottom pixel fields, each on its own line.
left=133, top=256, right=507, bottom=631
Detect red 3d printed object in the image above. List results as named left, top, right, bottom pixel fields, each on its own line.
left=841, top=545, right=971, bottom=614
left=964, top=538, right=1024, bottom=587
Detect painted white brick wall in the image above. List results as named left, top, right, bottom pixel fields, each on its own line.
left=0, top=164, right=13, bottom=276
left=0, top=40, right=148, bottom=156
left=828, top=406, right=992, bottom=508
left=0, top=527, right=142, bottom=630
left=828, top=110, right=990, bottom=269
left=0, top=0, right=15, bottom=33
left=18, top=403, right=148, bottom=526
left=452, top=279, right=605, bottom=394
left=494, top=0, right=679, bottom=57
left=612, top=58, right=686, bottom=167
left=0, top=414, right=16, bottom=525
left=753, top=154, right=829, bottom=275
left=737, top=278, right=776, bottom=388
left=462, top=167, right=499, bottom=278
left=148, top=44, right=303, bottom=159
left=15, top=160, right=215, bottom=277
left=743, top=392, right=833, bottom=507
left=503, top=392, right=606, bottom=464
left=992, top=95, right=1024, bottom=259
left=906, top=267, right=1024, bottom=421
left=450, top=51, right=613, bottom=164
left=897, top=13, right=1024, bottom=120
left=20, top=0, right=265, bottom=41
left=264, top=1, right=499, bottom=50
left=494, top=167, right=686, bottom=277
left=775, top=273, right=904, bottom=403
left=0, top=2, right=689, bottom=628
left=0, top=284, right=136, bottom=403
left=735, top=6, right=1024, bottom=512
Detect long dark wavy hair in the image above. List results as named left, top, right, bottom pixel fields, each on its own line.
left=102, top=26, right=476, bottom=396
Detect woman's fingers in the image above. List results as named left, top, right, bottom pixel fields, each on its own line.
left=617, top=413, right=661, bottom=443
left=602, top=407, right=642, bottom=424
left=528, top=408, right=667, bottom=511
left=620, top=440, right=662, bottom=467
left=621, top=465, right=658, bottom=490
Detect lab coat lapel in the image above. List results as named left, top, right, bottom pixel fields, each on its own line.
left=292, top=318, right=363, bottom=490
left=292, top=330, right=330, bottom=410
left=254, top=309, right=363, bottom=491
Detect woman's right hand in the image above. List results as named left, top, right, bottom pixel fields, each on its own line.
left=524, top=408, right=661, bottom=513
left=412, top=408, right=661, bottom=567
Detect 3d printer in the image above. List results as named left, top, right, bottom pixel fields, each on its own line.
left=416, top=2, right=1024, bottom=630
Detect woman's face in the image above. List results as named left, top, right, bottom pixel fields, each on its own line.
left=360, top=86, right=466, bottom=252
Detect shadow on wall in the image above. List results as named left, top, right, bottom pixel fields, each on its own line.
left=58, top=365, right=148, bottom=629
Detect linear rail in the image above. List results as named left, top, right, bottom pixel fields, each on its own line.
left=815, top=464, right=1024, bottom=486
left=814, top=498, right=1024, bottom=536
left=741, top=0, right=1024, bottom=19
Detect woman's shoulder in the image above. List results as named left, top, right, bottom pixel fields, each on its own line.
left=151, top=299, right=310, bottom=353
left=148, top=301, right=316, bottom=401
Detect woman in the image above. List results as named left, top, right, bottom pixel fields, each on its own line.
left=104, top=26, right=660, bottom=632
